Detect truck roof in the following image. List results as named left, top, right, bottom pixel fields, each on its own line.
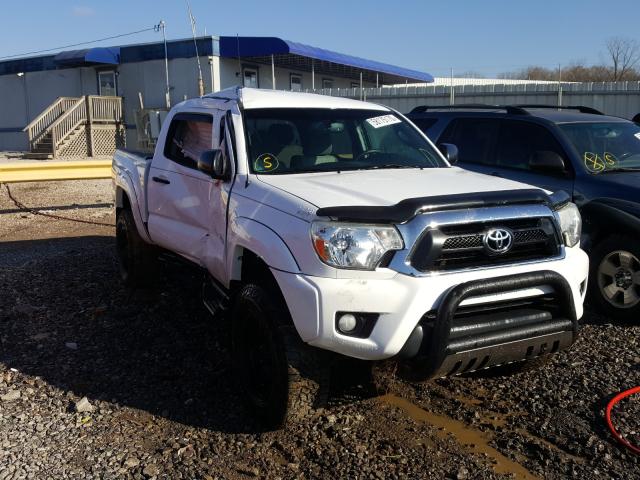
left=202, top=86, right=389, bottom=111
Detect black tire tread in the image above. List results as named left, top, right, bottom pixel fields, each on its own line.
left=232, top=284, right=329, bottom=429
left=116, top=207, right=157, bottom=287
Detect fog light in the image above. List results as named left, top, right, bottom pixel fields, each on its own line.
left=337, top=313, right=358, bottom=333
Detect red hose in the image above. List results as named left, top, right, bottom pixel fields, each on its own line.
left=605, top=386, right=640, bottom=454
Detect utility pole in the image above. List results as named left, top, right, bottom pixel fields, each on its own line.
left=185, top=0, right=205, bottom=96
left=155, top=20, right=171, bottom=109
left=450, top=67, right=455, bottom=105
left=557, top=63, right=563, bottom=107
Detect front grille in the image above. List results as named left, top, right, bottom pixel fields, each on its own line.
left=410, top=217, right=561, bottom=272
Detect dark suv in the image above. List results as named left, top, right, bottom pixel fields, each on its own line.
left=407, top=105, right=640, bottom=321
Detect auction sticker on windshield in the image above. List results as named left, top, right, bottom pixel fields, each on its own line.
left=366, top=114, right=402, bottom=129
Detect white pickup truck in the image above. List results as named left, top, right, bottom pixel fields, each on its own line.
left=113, top=87, right=588, bottom=428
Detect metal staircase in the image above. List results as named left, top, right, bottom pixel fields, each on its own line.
left=24, top=96, right=124, bottom=158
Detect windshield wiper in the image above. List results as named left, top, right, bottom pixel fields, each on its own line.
left=357, top=164, right=425, bottom=170
left=598, top=167, right=640, bottom=174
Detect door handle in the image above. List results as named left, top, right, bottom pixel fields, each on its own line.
left=152, top=176, right=170, bottom=185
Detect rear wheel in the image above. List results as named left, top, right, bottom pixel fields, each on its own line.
left=590, top=235, right=640, bottom=322
left=115, top=207, right=157, bottom=287
left=231, top=284, right=329, bottom=429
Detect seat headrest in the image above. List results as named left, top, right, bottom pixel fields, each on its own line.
left=268, top=123, right=295, bottom=146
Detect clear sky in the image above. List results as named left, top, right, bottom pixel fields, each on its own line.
left=1, top=0, right=639, bottom=78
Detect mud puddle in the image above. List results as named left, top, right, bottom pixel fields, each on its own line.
left=380, top=394, right=540, bottom=480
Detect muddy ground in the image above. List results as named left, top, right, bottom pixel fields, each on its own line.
left=0, top=180, right=638, bottom=479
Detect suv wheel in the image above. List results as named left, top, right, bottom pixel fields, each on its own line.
left=590, top=235, right=640, bottom=321
left=116, top=208, right=157, bottom=287
left=231, top=284, right=329, bottom=429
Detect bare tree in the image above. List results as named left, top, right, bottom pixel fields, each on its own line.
left=606, top=37, right=640, bottom=81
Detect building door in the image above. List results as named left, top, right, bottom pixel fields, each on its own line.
left=98, top=71, right=117, bottom=96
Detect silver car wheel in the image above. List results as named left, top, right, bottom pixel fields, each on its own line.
left=597, top=249, right=640, bottom=309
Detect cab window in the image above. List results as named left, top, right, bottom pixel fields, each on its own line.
left=164, top=113, right=213, bottom=168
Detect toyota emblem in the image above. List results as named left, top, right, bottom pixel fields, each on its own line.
left=483, top=228, right=513, bottom=255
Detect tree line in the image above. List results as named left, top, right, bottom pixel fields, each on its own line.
left=499, top=37, right=640, bottom=82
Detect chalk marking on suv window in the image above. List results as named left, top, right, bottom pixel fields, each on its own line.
left=584, top=152, right=618, bottom=172
left=584, top=152, right=605, bottom=172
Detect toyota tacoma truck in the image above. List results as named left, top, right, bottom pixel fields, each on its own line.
left=113, top=87, right=589, bottom=429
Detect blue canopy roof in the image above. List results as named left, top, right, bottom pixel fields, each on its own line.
left=53, top=47, right=120, bottom=67
left=219, top=36, right=433, bottom=84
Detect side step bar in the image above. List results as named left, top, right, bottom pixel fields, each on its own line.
left=202, top=274, right=230, bottom=317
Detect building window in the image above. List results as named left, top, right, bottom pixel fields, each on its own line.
left=98, top=71, right=117, bottom=96
left=243, top=67, right=259, bottom=88
left=290, top=74, right=302, bottom=92
left=351, top=82, right=360, bottom=89
left=322, top=78, right=333, bottom=89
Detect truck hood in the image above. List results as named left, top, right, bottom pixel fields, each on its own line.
left=256, top=167, right=538, bottom=209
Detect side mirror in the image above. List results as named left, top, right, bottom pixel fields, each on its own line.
left=438, top=143, right=459, bottom=164
left=198, top=149, right=229, bottom=180
left=529, top=151, right=566, bottom=173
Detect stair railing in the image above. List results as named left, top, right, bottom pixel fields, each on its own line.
left=23, top=97, right=81, bottom=150
left=49, top=97, right=87, bottom=158
left=89, top=96, right=123, bottom=123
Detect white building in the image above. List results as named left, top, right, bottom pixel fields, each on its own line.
left=0, top=36, right=433, bottom=156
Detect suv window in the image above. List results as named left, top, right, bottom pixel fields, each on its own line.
left=496, top=120, right=566, bottom=171
left=164, top=113, right=213, bottom=168
left=410, top=118, right=437, bottom=134
left=440, top=118, right=500, bottom=165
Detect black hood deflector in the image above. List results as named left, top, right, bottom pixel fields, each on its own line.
left=316, top=189, right=568, bottom=223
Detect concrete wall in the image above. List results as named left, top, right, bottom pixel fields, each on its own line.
left=321, top=82, right=640, bottom=119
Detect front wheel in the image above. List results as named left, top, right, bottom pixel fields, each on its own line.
left=589, top=235, right=640, bottom=322
left=231, top=284, right=329, bottom=429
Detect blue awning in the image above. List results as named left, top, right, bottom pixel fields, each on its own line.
left=219, top=36, right=433, bottom=84
left=53, top=47, right=120, bottom=67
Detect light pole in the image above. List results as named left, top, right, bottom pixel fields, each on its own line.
left=155, top=20, right=171, bottom=109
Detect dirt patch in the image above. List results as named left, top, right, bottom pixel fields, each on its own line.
left=0, top=180, right=639, bottom=479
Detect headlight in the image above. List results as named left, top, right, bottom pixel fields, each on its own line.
left=555, top=202, right=582, bottom=247
left=311, top=222, right=404, bottom=270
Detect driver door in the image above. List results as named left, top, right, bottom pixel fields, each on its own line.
left=147, top=110, right=226, bottom=265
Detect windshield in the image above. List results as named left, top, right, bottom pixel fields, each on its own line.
left=243, top=108, right=446, bottom=174
left=560, top=121, right=640, bottom=173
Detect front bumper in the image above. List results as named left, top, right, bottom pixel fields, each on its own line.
left=400, top=271, right=577, bottom=379
left=271, top=246, right=588, bottom=361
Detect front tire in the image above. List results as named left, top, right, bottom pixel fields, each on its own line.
left=231, top=284, right=329, bottom=429
left=589, top=234, right=640, bottom=322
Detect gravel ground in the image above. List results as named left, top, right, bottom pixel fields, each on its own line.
left=0, top=180, right=639, bottom=479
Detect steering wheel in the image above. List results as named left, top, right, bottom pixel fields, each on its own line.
left=354, top=149, right=384, bottom=163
